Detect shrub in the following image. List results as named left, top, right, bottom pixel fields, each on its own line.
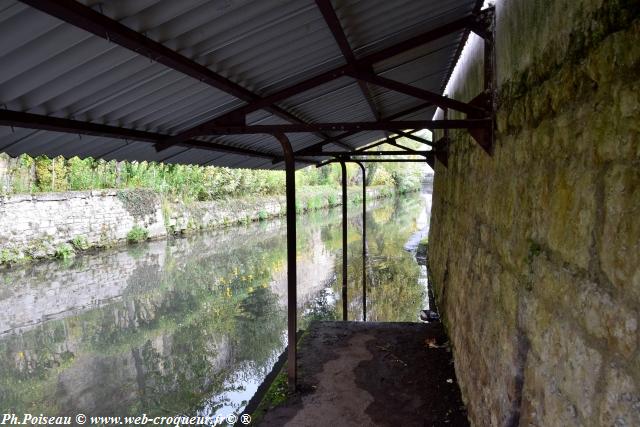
left=257, top=210, right=268, bottom=221
left=0, top=249, right=21, bottom=265
left=55, top=243, right=75, bottom=260
left=71, top=235, right=90, bottom=251
left=127, top=226, right=149, bottom=243
left=306, top=195, right=324, bottom=211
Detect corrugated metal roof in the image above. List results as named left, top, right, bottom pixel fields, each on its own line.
left=0, top=0, right=481, bottom=169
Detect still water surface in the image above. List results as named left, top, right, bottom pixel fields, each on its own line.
left=0, top=192, right=430, bottom=421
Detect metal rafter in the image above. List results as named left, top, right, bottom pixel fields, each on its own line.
left=0, top=108, right=485, bottom=155
left=299, top=150, right=430, bottom=157
left=352, top=72, right=484, bottom=115
left=12, top=2, right=491, bottom=166
left=358, top=130, right=421, bottom=151
left=315, top=0, right=382, bottom=122
left=271, top=102, right=432, bottom=159
left=185, top=119, right=490, bottom=135
left=162, top=13, right=481, bottom=143
left=387, top=140, right=422, bottom=152
left=394, top=130, right=432, bottom=146
left=0, top=109, right=318, bottom=164
left=356, top=140, right=388, bottom=152
left=320, top=157, right=433, bottom=164
left=274, top=128, right=422, bottom=164
left=19, top=0, right=350, bottom=151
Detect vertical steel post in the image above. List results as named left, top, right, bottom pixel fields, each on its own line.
left=444, top=107, right=449, bottom=142
left=483, top=9, right=495, bottom=96
left=274, top=133, right=297, bottom=391
left=356, top=162, right=366, bottom=321
left=340, top=161, right=348, bottom=321
left=484, top=8, right=496, bottom=151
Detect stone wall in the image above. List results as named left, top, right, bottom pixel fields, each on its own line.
left=165, top=186, right=392, bottom=234
left=0, top=190, right=165, bottom=262
left=0, top=186, right=393, bottom=265
left=428, top=0, right=639, bottom=426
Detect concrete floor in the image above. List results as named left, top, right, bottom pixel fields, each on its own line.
left=258, top=321, right=469, bottom=427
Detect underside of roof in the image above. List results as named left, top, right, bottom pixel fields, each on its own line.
left=0, top=0, right=484, bottom=170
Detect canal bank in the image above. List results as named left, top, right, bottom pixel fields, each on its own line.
left=0, top=184, right=401, bottom=267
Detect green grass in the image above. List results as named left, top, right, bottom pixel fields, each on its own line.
left=251, top=370, right=291, bottom=424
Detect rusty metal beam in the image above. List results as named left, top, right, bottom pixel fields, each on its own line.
left=351, top=72, right=485, bottom=116
left=321, top=158, right=432, bottom=164
left=355, top=161, right=367, bottom=322
left=316, top=0, right=382, bottom=122
left=354, top=129, right=421, bottom=152
left=19, top=0, right=256, bottom=101
left=340, top=160, right=348, bottom=321
left=273, top=133, right=298, bottom=391
left=387, top=140, right=422, bottom=153
left=394, top=130, right=432, bottom=146
left=300, top=150, right=430, bottom=157
left=319, top=102, right=430, bottom=148
left=19, top=0, right=350, bottom=153
left=162, top=14, right=480, bottom=143
left=195, top=119, right=490, bottom=135
left=355, top=139, right=388, bottom=152
left=293, top=103, right=432, bottom=156
left=0, top=109, right=289, bottom=162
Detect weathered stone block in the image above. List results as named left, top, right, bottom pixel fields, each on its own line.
left=599, top=368, right=640, bottom=426
left=571, top=281, right=638, bottom=358
left=600, top=165, right=640, bottom=300
left=540, top=161, right=596, bottom=270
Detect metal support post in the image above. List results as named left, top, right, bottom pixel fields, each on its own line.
left=356, top=162, right=367, bottom=321
left=340, top=161, right=348, bottom=321
left=274, top=133, right=297, bottom=391
left=484, top=7, right=496, bottom=152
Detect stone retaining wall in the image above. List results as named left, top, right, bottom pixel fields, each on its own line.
left=0, top=186, right=394, bottom=265
left=428, top=0, right=639, bottom=426
left=165, top=186, right=392, bottom=234
left=0, top=190, right=165, bottom=262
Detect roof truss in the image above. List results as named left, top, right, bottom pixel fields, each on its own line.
left=3, top=1, right=495, bottom=168
left=19, top=0, right=352, bottom=150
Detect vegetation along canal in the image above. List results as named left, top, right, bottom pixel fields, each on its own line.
left=0, top=189, right=431, bottom=421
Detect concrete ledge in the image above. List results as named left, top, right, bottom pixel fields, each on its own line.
left=258, top=321, right=468, bottom=426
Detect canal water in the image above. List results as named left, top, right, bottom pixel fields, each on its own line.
left=0, top=190, right=430, bottom=421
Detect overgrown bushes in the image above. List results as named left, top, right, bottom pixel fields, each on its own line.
left=127, top=226, right=149, bottom=243
left=0, top=138, right=428, bottom=199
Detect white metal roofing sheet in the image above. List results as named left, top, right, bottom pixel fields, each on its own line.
left=0, top=0, right=482, bottom=169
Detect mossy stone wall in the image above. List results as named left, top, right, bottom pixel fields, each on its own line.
left=0, top=186, right=394, bottom=265
left=428, top=0, right=639, bottom=425
left=0, top=190, right=166, bottom=263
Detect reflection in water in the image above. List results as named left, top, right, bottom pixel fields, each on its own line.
left=0, top=193, right=428, bottom=421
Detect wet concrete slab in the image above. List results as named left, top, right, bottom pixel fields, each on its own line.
left=258, top=321, right=469, bottom=427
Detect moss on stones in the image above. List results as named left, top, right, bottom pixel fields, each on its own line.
left=117, top=189, right=159, bottom=219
